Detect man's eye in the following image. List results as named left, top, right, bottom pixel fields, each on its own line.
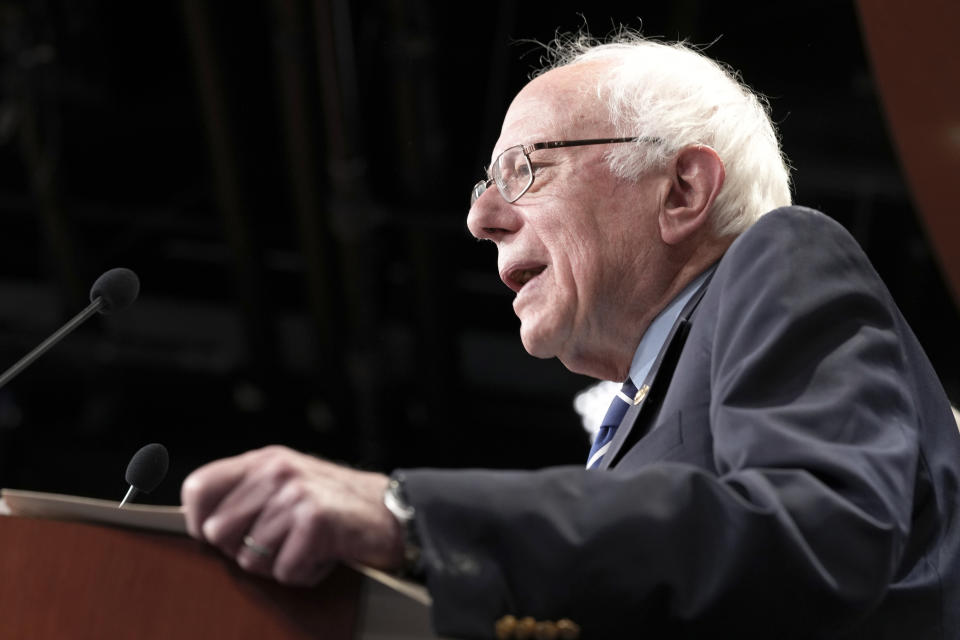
left=527, top=163, right=549, bottom=182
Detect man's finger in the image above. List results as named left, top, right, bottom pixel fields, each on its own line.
left=272, top=500, right=337, bottom=586
left=181, top=448, right=270, bottom=539
left=233, top=481, right=306, bottom=575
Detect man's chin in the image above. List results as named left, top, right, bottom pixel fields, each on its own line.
left=519, top=324, right=560, bottom=360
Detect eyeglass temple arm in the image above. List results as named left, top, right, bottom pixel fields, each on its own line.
left=525, top=137, right=661, bottom=153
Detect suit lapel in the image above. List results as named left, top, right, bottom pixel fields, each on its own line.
left=597, top=318, right=691, bottom=470
left=597, top=270, right=715, bottom=470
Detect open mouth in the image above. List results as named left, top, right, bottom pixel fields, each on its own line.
left=507, top=265, right=547, bottom=292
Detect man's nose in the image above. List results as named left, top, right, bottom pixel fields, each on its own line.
left=467, top=189, right=519, bottom=242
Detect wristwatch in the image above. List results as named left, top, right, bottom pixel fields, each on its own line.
left=383, top=473, right=424, bottom=579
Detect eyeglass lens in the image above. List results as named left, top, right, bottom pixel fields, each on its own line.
left=471, top=180, right=488, bottom=206
left=470, top=145, right=535, bottom=206
left=495, top=146, right=533, bottom=203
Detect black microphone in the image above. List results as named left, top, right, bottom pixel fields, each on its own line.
left=0, top=268, right=140, bottom=391
left=119, top=443, right=169, bottom=508
left=89, top=267, right=140, bottom=313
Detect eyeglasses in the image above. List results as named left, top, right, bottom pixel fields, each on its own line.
left=470, top=137, right=655, bottom=206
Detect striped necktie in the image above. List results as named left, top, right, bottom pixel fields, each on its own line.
left=586, top=378, right=637, bottom=469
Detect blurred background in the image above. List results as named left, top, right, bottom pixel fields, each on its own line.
left=0, top=1, right=957, bottom=505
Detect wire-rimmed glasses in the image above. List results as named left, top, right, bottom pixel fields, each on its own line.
left=470, top=137, right=654, bottom=206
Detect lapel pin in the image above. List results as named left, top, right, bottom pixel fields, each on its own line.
left=634, top=384, right=650, bottom=405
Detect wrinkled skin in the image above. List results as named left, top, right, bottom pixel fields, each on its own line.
left=181, top=446, right=403, bottom=585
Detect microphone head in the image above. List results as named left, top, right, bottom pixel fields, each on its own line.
left=90, top=268, right=140, bottom=314
left=124, top=443, right=169, bottom=494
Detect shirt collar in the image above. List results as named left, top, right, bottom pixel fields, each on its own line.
left=627, top=268, right=712, bottom=387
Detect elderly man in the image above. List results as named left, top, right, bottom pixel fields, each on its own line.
left=182, top=34, right=960, bottom=638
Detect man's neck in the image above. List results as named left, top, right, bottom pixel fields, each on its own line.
left=591, top=241, right=730, bottom=381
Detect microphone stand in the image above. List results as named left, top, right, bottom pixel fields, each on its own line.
left=0, top=296, right=105, bottom=391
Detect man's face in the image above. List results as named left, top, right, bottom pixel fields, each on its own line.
left=467, top=64, right=668, bottom=379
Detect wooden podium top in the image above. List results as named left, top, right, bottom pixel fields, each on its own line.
left=0, top=489, right=437, bottom=639
left=0, top=515, right=364, bottom=639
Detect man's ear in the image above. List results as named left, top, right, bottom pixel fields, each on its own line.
left=659, top=145, right=726, bottom=245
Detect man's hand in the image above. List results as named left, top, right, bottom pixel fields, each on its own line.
left=181, top=446, right=405, bottom=586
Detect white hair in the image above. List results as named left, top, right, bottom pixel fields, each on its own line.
left=538, top=32, right=792, bottom=236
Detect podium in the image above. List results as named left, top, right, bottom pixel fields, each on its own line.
left=0, top=511, right=436, bottom=639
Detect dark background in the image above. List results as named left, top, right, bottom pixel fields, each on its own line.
left=0, top=1, right=957, bottom=506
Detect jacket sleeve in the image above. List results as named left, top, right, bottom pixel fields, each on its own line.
left=400, top=208, right=921, bottom=638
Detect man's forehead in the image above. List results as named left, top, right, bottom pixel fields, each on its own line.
left=491, top=63, right=610, bottom=157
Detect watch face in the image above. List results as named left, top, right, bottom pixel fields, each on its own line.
left=385, top=478, right=416, bottom=522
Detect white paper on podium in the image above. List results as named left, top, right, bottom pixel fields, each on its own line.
left=1, top=488, right=187, bottom=533
left=0, top=487, right=432, bottom=611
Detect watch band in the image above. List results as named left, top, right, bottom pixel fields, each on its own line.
left=384, top=473, right=425, bottom=579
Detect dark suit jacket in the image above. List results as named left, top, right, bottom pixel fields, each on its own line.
left=401, top=207, right=960, bottom=638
